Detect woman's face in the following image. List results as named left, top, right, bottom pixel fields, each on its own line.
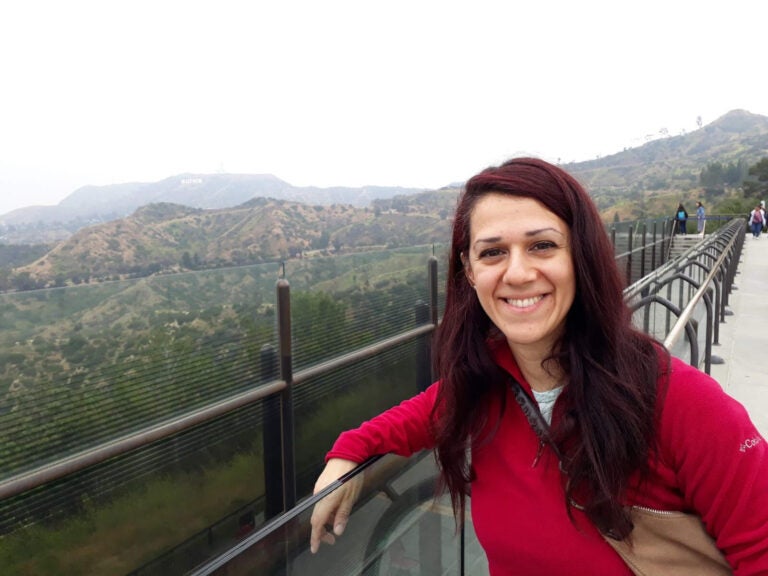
left=464, top=193, right=576, bottom=356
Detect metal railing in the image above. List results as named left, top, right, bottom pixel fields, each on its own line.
left=0, top=247, right=441, bottom=575
left=624, top=218, right=744, bottom=373
left=0, top=218, right=671, bottom=504
left=0, top=265, right=440, bottom=507
left=190, top=218, right=746, bottom=576
left=0, top=215, right=744, bottom=575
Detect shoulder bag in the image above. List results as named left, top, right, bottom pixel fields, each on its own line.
left=507, top=375, right=732, bottom=576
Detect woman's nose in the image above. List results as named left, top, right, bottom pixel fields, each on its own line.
left=502, top=252, right=536, bottom=284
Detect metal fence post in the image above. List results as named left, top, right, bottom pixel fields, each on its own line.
left=415, top=300, right=431, bottom=393
left=416, top=256, right=439, bottom=392
left=428, top=256, right=438, bottom=328
left=418, top=258, right=443, bottom=574
left=261, top=344, right=282, bottom=520
left=626, top=227, right=634, bottom=285
left=277, top=279, right=296, bottom=511
left=640, top=224, right=647, bottom=279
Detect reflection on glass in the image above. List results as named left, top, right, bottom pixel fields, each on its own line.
left=193, top=452, right=486, bottom=576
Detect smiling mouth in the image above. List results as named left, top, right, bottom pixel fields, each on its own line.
left=504, top=295, right=544, bottom=308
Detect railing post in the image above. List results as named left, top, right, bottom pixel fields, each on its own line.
left=651, top=221, right=657, bottom=271
left=277, top=279, right=296, bottom=511
left=415, top=300, right=431, bottom=393
left=416, top=256, right=439, bottom=393
left=428, top=255, right=438, bottom=327
left=712, top=270, right=723, bottom=345
left=640, top=224, right=647, bottom=279
left=626, top=227, right=634, bottom=285
left=261, top=343, right=283, bottom=520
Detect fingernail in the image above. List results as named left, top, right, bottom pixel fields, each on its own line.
left=334, top=523, right=345, bottom=536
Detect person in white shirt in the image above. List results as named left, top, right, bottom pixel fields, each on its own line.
left=749, top=204, right=765, bottom=238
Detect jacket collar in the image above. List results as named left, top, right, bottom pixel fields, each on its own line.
left=487, top=338, right=534, bottom=396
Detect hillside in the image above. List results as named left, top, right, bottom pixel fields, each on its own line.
left=5, top=111, right=767, bottom=246
left=566, top=109, right=768, bottom=219
left=6, top=109, right=768, bottom=290
left=12, top=197, right=452, bottom=287
left=373, top=109, right=768, bottom=222
left=0, top=173, right=428, bottom=244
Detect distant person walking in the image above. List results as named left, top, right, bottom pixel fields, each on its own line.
left=674, top=202, right=688, bottom=235
left=696, top=201, right=705, bottom=234
left=749, top=204, right=765, bottom=238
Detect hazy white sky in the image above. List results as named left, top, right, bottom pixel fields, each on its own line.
left=1, top=0, right=767, bottom=215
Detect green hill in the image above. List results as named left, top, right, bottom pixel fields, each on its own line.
left=6, top=109, right=768, bottom=290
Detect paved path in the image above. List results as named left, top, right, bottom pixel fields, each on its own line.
left=709, top=234, right=768, bottom=436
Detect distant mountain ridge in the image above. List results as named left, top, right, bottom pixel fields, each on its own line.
left=4, top=108, right=768, bottom=291
left=2, top=109, right=768, bottom=246
left=53, top=174, right=428, bottom=214
left=0, top=173, right=429, bottom=243
left=569, top=108, right=768, bottom=179
left=565, top=109, right=768, bottom=216
left=10, top=196, right=453, bottom=287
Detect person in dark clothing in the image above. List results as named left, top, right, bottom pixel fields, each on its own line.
left=674, top=202, right=688, bottom=235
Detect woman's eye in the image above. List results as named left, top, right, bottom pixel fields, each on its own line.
left=531, top=241, right=557, bottom=251
left=479, top=248, right=504, bottom=258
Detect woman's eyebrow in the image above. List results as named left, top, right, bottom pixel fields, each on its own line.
left=473, top=228, right=565, bottom=247
left=525, top=227, right=565, bottom=237
left=473, top=236, right=502, bottom=246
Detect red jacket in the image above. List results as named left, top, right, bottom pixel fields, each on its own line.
left=327, top=346, right=768, bottom=575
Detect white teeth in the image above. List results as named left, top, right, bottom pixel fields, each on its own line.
left=505, top=296, right=543, bottom=308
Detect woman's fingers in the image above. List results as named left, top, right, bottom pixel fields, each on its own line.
left=309, top=520, right=336, bottom=554
left=333, top=476, right=363, bottom=535
left=309, top=458, right=360, bottom=553
left=310, top=491, right=340, bottom=553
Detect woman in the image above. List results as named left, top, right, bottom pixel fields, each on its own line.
left=749, top=204, right=765, bottom=238
left=310, top=158, right=768, bottom=574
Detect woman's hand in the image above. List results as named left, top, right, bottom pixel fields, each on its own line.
left=309, top=458, right=362, bottom=554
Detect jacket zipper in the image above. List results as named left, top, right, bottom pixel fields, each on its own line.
left=630, top=504, right=684, bottom=516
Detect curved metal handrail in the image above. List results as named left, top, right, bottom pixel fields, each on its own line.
left=626, top=219, right=744, bottom=372
left=664, top=223, right=743, bottom=355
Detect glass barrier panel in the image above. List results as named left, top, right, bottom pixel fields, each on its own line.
left=292, top=339, right=427, bottom=498
left=0, top=263, right=282, bottom=479
left=0, top=400, right=269, bottom=575
left=191, top=453, right=488, bottom=576
left=285, top=246, right=433, bottom=371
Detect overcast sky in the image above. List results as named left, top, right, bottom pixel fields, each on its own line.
left=1, top=0, right=767, bottom=216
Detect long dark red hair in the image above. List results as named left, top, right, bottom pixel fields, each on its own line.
left=431, top=157, right=662, bottom=537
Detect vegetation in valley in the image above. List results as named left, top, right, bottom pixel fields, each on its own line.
left=0, top=246, right=435, bottom=574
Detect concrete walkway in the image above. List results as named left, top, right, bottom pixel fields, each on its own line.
left=709, top=233, right=768, bottom=436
